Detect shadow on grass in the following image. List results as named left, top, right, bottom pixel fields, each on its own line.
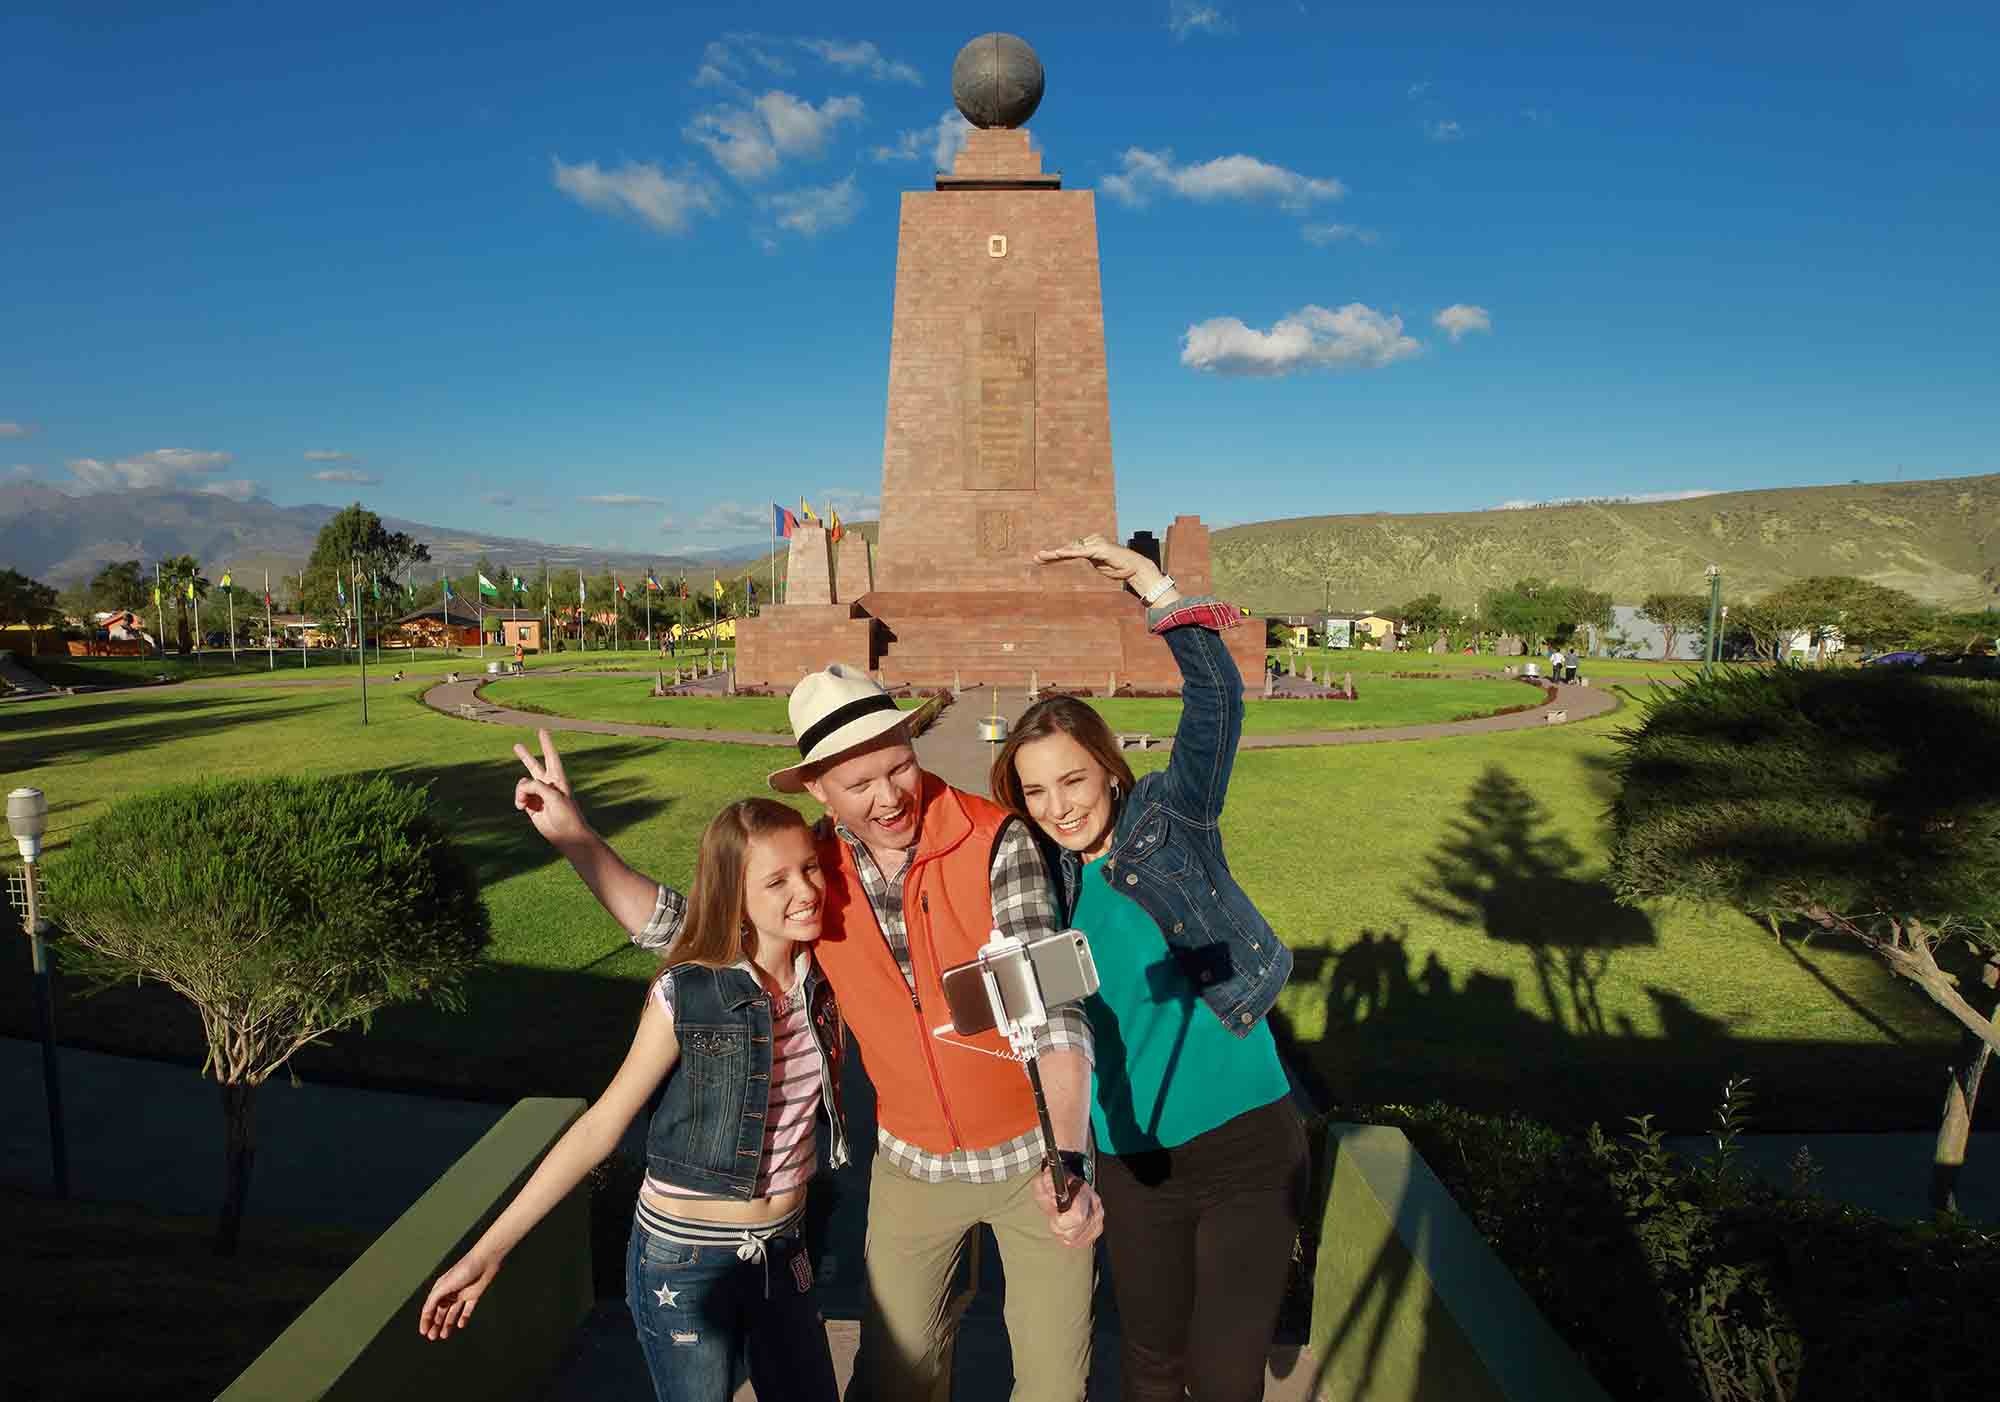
left=0, top=695, right=327, bottom=773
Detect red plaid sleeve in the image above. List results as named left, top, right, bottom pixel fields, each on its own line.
left=1148, top=597, right=1243, bottom=635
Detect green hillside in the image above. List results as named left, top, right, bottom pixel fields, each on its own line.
left=1209, top=473, right=1999, bottom=613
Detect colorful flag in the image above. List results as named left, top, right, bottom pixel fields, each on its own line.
left=337, top=576, right=347, bottom=605
left=829, top=509, right=844, bottom=544
left=616, top=578, right=626, bottom=598
left=511, top=574, right=524, bottom=593
left=774, top=504, right=798, bottom=538
left=578, top=569, right=586, bottom=604
left=712, top=578, right=724, bottom=599
left=477, top=572, right=499, bottom=599
left=442, top=577, right=452, bottom=602
left=645, top=570, right=660, bottom=592
left=153, top=583, right=161, bottom=605
left=220, top=569, right=232, bottom=589
left=370, top=573, right=380, bottom=601
left=747, top=580, right=757, bottom=602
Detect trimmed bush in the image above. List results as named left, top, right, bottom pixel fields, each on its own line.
left=46, top=774, right=491, bottom=1253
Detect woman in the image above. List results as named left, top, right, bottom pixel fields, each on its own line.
left=990, top=534, right=1304, bottom=1402
left=418, top=797, right=846, bottom=1402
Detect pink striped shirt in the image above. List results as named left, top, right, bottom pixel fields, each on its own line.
left=646, top=960, right=822, bottom=1200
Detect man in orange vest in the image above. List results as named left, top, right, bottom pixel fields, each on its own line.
left=510, top=664, right=1099, bottom=1401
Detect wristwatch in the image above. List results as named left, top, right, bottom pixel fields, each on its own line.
left=1138, top=574, right=1177, bottom=606
left=1055, top=1150, right=1094, bottom=1187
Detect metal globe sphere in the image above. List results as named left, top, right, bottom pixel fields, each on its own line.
left=951, top=33, right=1044, bottom=129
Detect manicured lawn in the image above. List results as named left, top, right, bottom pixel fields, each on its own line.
left=0, top=1189, right=369, bottom=1402
left=18, top=645, right=733, bottom=690
left=1095, top=677, right=1540, bottom=735
left=0, top=682, right=1960, bottom=1132
left=483, top=673, right=909, bottom=733
left=1264, top=646, right=1725, bottom=681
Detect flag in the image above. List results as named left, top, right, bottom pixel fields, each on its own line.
left=511, top=574, right=524, bottom=593
left=265, top=590, right=272, bottom=609
left=370, top=573, right=380, bottom=600
left=748, top=580, right=757, bottom=602
left=800, top=499, right=819, bottom=523
left=442, top=577, right=452, bottom=602
left=645, top=570, right=660, bottom=592
left=477, top=572, right=499, bottom=599
left=153, top=583, right=161, bottom=605
left=774, top=504, right=798, bottom=538
left=829, top=509, right=844, bottom=544
left=337, top=576, right=347, bottom=605
left=616, top=578, right=626, bottom=598
left=577, top=569, right=586, bottom=604
left=220, top=570, right=232, bottom=589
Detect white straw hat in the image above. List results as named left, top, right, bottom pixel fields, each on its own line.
left=768, top=663, right=915, bottom=794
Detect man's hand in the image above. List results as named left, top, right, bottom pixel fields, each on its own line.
left=1031, top=1167, right=1104, bottom=1250
left=513, top=728, right=591, bottom=849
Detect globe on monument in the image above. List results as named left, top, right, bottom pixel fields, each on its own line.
left=951, top=33, right=1044, bottom=129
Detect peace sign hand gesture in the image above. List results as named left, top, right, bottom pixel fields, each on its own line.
left=513, top=728, right=590, bottom=848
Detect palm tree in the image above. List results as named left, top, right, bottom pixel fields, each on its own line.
left=156, top=555, right=211, bottom=654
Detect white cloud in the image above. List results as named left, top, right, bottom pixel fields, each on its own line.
left=0, top=421, right=33, bottom=439
left=1427, top=119, right=1464, bottom=142
left=687, top=91, right=863, bottom=182
left=1102, top=148, right=1344, bottom=211
left=821, top=488, right=880, bottom=517
left=553, top=159, right=721, bottom=236
left=484, top=492, right=517, bottom=507
left=199, top=478, right=264, bottom=502
left=1180, top=304, right=1422, bottom=376
left=764, top=174, right=862, bottom=236
left=311, top=468, right=381, bottom=484
left=1302, top=222, right=1380, bottom=246
left=1169, top=3, right=1232, bottom=39
left=1434, top=303, right=1492, bottom=342
left=1407, top=80, right=1432, bottom=99
left=691, top=501, right=779, bottom=536
left=798, top=38, right=921, bottom=84
left=1490, top=490, right=1721, bottom=510
left=870, top=110, right=973, bottom=169
left=64, top=447, right=235, bottom=493
left=583, top=493, right=667, bottom=507
left=302, top=449, right=352, bottom=461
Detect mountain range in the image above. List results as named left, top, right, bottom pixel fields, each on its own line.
left=5, top=472, right=1995, bottom=614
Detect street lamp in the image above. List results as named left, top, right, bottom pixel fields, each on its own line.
left=7, top=787, right=68, bottom=1196
left=1703, top=565, right=1723, bottom=674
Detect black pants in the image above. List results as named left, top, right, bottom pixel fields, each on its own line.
left=1096, top=1096, right=1309, bottom=1402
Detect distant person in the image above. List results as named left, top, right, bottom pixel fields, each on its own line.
left=1565, top=650, right=1580, bottom=684
left=1549, top=647, right=1565, bottom=683
left=420, top=796, right=845, bottom=1402
left=992, top=534, right=1304, bottom=1402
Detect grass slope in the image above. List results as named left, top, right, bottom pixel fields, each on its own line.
left=1215, top=472, right=2000, bottom=614
left=0, top=683, right=1961, bottom=1132
left=1092, top=678, right=1537, bottom=735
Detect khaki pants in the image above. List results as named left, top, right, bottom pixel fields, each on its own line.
left=848, top=1153, right=1094, bottom=1402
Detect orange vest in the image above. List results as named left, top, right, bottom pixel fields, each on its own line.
left=813, top=774, right=1041, bottom=1153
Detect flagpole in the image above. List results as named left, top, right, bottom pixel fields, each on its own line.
left=154, top=562, right=164, bottom=657
left=192, top=583, right=202, bottom=664
left=265, top=570, right=273, bottom=671
left=227, top=575, right=236, bottom=660
left=356, top=560, right=369, bottom=727
left=301, top=568, right=308, bottom=672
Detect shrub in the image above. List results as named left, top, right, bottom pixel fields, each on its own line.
left=46, top=774, right=491, bottom=1253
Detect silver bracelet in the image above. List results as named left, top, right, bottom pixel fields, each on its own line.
left=1139, top=573, right=1177, bottom=606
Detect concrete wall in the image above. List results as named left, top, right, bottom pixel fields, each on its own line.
left=1309, top=1124, right=1611, bottom=1402
left=220, top=1098, right=593, bottom=1402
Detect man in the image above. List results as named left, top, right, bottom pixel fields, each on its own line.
left=510, top=664, right=1100, bottom=1402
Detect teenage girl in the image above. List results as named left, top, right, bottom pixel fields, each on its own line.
left=418, top=796, right=846, bottom=1402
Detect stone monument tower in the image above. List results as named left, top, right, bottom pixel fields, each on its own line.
left=735, top=35, right=1263, bottom=690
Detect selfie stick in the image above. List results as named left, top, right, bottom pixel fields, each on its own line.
left=975, top=934, right=1077, bottom=1213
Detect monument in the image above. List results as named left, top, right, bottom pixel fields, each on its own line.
left=736, top=34, right=1265, bottom=690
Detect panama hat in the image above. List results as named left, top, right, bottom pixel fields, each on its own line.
left=768, top=663, right=916, bottom=794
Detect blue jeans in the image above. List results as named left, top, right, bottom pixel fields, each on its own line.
left=624, top=1219, right=839, bottom=1402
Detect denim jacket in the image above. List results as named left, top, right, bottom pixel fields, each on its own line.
left=644, top=960, right=849, bottom=1198
left=1055, top=610, right=1293, bottom=1036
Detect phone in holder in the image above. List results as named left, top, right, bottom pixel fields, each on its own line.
left=940, top=930, right=1100, bottom=1038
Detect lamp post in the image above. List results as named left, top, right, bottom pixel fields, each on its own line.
left=1703, top=565, right=1723, bottom=674
left=8, top=787, right=68, bottom=1197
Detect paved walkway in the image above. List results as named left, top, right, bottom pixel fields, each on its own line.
left=423, top=670, right=794, bottom=749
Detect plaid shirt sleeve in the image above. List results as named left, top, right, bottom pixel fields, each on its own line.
left=989, top=817, right=1094, bottom=1067
left=633, top=883, right=687, bottom=951
left=1148, top=594, right=1242, bottom=634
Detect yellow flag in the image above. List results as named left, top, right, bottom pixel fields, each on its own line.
left=712, top=578, right=724, bottom=599
left=800, top=499, right=819, bottom=523
left=829, top=509, right=843, bottom=544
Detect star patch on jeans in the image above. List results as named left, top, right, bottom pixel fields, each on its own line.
left=670, top=1330, right=699, bottom=1347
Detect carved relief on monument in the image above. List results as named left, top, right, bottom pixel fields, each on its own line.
left=975, top=509, right=1019, bottom=558
left=962, top=305, right=1036, bottom=491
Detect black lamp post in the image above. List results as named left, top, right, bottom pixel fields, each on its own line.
left=8, top=786, right=68, bottom=1197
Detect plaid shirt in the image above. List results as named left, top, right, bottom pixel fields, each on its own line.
left=634, top=815, right=1093, bottom=1185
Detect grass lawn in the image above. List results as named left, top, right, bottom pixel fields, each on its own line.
left=0, top=681, right=1963, bottom=1134
left=1096, top=677, right=1539, bottom=735
left=1265, top=646, right=1728, bottom=682
left=17, top=645, right=734, bottom=690
left=0, top=1189, right=370, bottom=1402
left=481, top=673, right=915, bottom=733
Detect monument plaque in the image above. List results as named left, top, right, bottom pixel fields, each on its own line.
left=976, top=509, right=1018, bottom=558
left=964, top=306, right=1035, bottom=490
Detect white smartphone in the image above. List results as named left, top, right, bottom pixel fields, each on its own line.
left=941, top=931, right=1100, bottom=1036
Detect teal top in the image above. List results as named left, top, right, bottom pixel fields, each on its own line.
left=1076, top=854, right=1293, bottom=1155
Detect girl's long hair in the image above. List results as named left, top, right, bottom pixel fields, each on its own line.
left=658, top=797, right=812, bottom=969
left=989, top=696, right=1136, bottom=823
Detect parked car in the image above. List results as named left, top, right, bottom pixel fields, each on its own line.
left=1861, top=650, right=1927, bottom=668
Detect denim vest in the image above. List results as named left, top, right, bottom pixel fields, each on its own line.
left=1056, top=618, right=1292, bottom=1035
left=644, top=960, right=849, bottom=1198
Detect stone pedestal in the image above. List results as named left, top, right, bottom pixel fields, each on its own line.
left=787, top=527, right=833, bottom=606
left=1162, top=514, right=1214, bottom=595
left=833, top=535, right=873, bottom=602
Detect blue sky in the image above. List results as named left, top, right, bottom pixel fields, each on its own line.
left=4, top=1, right=1995, bottom=558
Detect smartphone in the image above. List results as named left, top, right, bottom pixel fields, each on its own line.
left=940, top=931, right=1100, bottom=1037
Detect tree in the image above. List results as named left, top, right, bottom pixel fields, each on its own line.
left=1608, top=668, right=2000, bottom=1209
left=1635, top=592, right=1708, bottom=661
left=1759, top=576, right=1926, bottom=660
left=1479, top=579, right=1611, bottom=652
left=1912, top=609, right=2000, bottom=658
left=0, top=568, right=62, bottom=654
left=1397, top=593, right=1450, bottom=634
left=46, top=775, right=491, bottom=1254
left=89, top=559, right=149, bottom=616
left=154, top=554, right=210, bottom=654
left=304, top=503, right=431, bottom=638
